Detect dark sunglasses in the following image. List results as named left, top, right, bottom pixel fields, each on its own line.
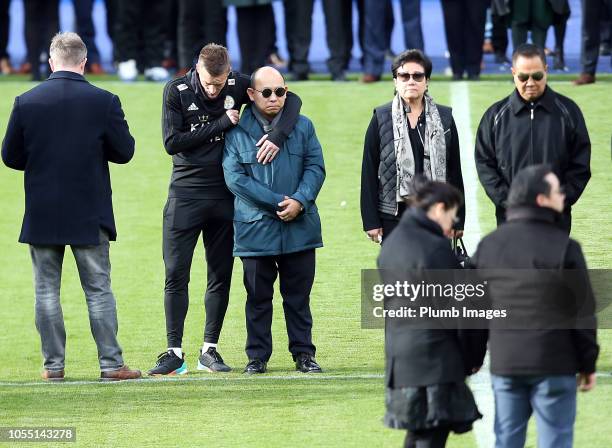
left=395, top=71, right=426, bottom=82
left=254, top=87, right=287, bottom=98
left=516, top=71, right=545, bottom=82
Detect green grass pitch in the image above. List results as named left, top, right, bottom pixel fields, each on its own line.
left=0, top=77, right=611, bottom=447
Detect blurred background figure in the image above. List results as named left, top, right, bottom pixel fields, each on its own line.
left=490, top=4, right=511, bottom=64
left=74, top=0, right=105, bottom=74
left=225, top=0, right=277, bottom=75
left=23, top=0, right=59, bottom=81
left=177, top=0, right=227, bottom=75
left=0, top=0, right=12, bottom=74
left=114, top=0, right=171, bottom=82
left=363, top=0, right=423, bottom=83
left=601, top=14, right=611, bottom=56
left=441, top=0, right=489, bottom=80
left=284, top=0, right=365, bottom=81
left=283, top=0, right=314, bottom=80
left=162, top=0, right=179, bottom=74
left=508, top=0, right=553, bottom=50
left=550, top=0, right=570, bottom=70
left=575, top=0, right=612, bottom=85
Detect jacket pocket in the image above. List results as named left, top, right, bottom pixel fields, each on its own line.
left=234, top=201, right=264, bottom=223
left=238, top=150, right=258, bottom=164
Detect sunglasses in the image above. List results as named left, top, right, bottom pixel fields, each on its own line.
left=516, top=71, right=545, bottom=82
left=253, top=87, right=287, bottom=98
left=395, top=71, right=426, bottom=82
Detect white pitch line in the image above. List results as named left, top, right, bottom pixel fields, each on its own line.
left=450, top=81, right=494, bottom=448
left=0, top=373, right=385, bottom=388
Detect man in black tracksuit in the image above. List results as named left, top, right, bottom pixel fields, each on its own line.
left=148, top=44, right=301, bottom=375
left=475, top=44, right=591, bottom=233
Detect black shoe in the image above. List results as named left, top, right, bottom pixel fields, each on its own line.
left=290, top=72, right=309, bottom=82
left=494, top=53, right=510, bottom=65
left=331, top=72, right=348, bottom=82
left=197, top=347, right=231, bottom=372
left=147, top=350, right=188, bottom=376
left=244, top=359, right=267, bottom=374
left=295, top=353, right=322, bottom=373
left=467, top=73, right=480, bottom=81
left=451, top=73, right=463, bottom=81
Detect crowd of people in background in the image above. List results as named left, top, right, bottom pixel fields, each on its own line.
left=0, top=0, right=611, bottom=84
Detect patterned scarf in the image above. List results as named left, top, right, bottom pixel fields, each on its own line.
left=391, top=92, right=447, bottom=201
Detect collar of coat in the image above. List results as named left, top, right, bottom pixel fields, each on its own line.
left=509, top=85, right=556, bottom=115
left=506, top=205, right=561, bottom=224
left=238, top=105, right=289, bottom=142
left=48, top=71, right=87, bottom=82
left=400, top=207, right=445, bottom=237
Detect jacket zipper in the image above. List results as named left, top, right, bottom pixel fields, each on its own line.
left=529, top=103, right=534, bottom=165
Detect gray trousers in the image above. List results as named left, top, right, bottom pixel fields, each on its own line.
left=30, top=229, right=124, bottom=372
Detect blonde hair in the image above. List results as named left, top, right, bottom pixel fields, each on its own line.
left=49, top=32, right=87, bottom=66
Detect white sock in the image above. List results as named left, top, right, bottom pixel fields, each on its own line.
left=203, top=342, right=217, bottom=353
left=168, top=347, right=182, bottom=358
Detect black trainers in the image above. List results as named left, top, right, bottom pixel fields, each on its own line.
left=295, top=353, right=322, bottom=373
left=197, top=347, right=231, bottom=372
left=244, top=359, right=267, bottom=374
left=147, top=350, right=188, bottom=376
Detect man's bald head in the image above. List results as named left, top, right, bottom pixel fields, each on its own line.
left=248, top=66, right=288, bottom=120
left=250, top=66, right=285, bottom=89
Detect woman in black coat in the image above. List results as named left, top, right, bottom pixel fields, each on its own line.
left=377, top=178, right=485, bottom=448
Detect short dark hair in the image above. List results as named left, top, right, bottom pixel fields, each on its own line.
left=198, top=43, right=230, bottom=77
left=506, top=164, right=554, bottom=208
left=391, top=49, right=433, bottom=79
left=512, top=43, right=547, bottom=66
left=406, top=175, right=463, bottom=212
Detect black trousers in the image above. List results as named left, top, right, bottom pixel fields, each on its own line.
left=491, top=11, right=509, bottom=57
left=236, top=5, right=275, bottom=74
left=511, top=0, right=553, bottom=49
left=114, top=0, right=169, bottom=67
left=74, top=0, right=100, bottom=64
left=322, top=0, right=354, bottom=76
left=241, top=249, right=316, bottom=362
left=283, top=0, right=314, bottom=77
left=284, top=0, right=364, bottom=77
left=441, top=0, right=488, bottom=77
left=163, top=197, right=234, bottom=347
left=24, top=0, right=59, bottom=80
left=177, top=0, right=227, bottom=69
left=404, top=427, right=450, bottom=448
left=0, top=0, right=9, bottom=59
left=380, top=203, right=407, bottom=243
left=581, top=0, right=612, bottom=74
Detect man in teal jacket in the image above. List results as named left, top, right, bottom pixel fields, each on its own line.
left=223, top=66, right=325, bottom=374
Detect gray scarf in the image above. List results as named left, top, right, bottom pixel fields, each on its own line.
left=392, top=92, right=447, bottom=200
left=252, top=105, right=283, bottom=133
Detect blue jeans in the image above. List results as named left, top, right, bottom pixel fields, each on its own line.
left=363, top=0, right=423, bottom=77
left=491, top=375, right=577, bottom=448
left=30, top=229, right=124, bottom=372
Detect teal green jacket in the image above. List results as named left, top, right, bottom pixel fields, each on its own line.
left=223, top=106, right=325, bottom=256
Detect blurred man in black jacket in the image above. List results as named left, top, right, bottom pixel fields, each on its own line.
left=471, top=164, right=598, bottom=448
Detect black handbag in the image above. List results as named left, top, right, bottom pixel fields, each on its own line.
left=452, top=236, right=470, bottom=266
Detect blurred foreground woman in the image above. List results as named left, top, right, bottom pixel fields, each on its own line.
left=377, top=178, right=485, bottom=448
